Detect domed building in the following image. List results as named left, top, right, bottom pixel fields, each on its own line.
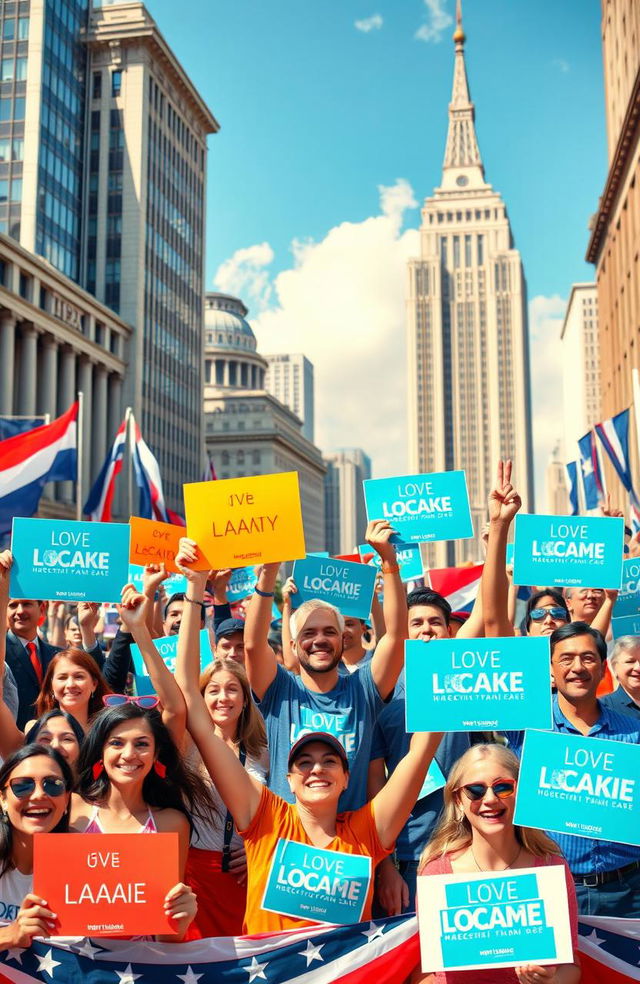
left=202, top=292, right=326, bottom=550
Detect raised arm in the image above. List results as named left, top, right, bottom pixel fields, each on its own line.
left=117, top=587, right=186, bottom=747
left=482, top=460, right=521, bottom=638
left=369, top=584, right=386, bottom=645
left=0, top=550, right=27, bottom=756
left=369, top=520, right=407, bottom=699
left=141, top=563, right=170, bottom=637
left=244, top=562, right=280, bottom=699
left=280, top=576, right=300, bottom=674
left=592, top=588, right=617, bottom=639
left=46, top=601, right=66, bottom=649
left=372, top=732, right=443, bottom=849
left=174, top=540, right=262, bottom=830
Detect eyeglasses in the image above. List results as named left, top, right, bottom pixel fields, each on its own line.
left=102, top=694, right=160, bottom=709
left=7, top=776, right=66, bottom=799
left=457, top=778, right=517, bottom=802
left=529, top=607, right=568, bottom=622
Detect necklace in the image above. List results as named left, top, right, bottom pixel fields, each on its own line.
left=470, top=844, right=522, bottom=872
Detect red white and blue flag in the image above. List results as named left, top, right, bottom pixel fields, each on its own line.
left=130, top=414, right=170, bottom=523
left=0, top=402, right=78, bottom=536
left=0, top=915, right=419, bottom=984
left=201, top=454, right=217, bottom=482
left=427, top=564, right=483, bottom=613
left=578, top=429, right=606, bottom=511
left=83, top=420, right=127, bottom=522
left=595, top=408, right=640, bottom=532
left=1, top=915, right=637, bottom=984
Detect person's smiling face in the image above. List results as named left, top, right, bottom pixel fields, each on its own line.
left=102, top=716, right=155, bottom=786
left=286, top=741, right=348, bottom=806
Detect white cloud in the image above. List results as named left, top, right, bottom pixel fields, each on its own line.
left=415, top=0, right=453, bottom=43
left=528, top=294, right=567, bottom=509
left=552, top=58, right=570, bottom=74
left=228, top=179, right=420, bottom=477
left=355, top=13, right=383, bottom=32
left=214, top=242, right=275, bottom=307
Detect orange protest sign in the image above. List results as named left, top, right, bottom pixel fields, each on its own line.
left=129, top=517, right=183, bottom=573
left=34, top=832, right=179, bottom=936
left=184, top=471, right=306, bottom=569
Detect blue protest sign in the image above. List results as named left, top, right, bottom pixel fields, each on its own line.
left=612, top=614, right=640, bottom=639
left=10, top=518, right=129, bottom=603
left=405, top=637, right=552, bottom=732
left=131, top=628, right=213, bottom=696
left=416, top=866, right=573, bottom=972
left=227, top=566, right=258, bottom=602
left=291, top=555, right=376, bottom=620
left=418, top=758, right=446, bottom=800
left=514, top=729, right=640, bottom=845
left=262, top=839, right=371, bottom=925
left=364, top=471, right=473, bottom=545
left=127, top=564, right=188, bottom=597
left=614, top=558, right=640, bottom=618
left=357, top=542, right=423, bottom=583
left=512, top=514, right=624, bottom=590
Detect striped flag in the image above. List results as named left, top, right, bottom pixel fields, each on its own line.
left=83, top=420, right=127, bottom=521
left=130, top=414, right=170, bottom=523
left=0, top=402, right=78, bottom=536
left=578, top=430, right=605, bottom=510
left=427, top=564, right=483, bottom=612
left=565, top=461, right=579, bottom=516
left=595, top=408, right=640, bottom=530
left=201, top=454, right=217, bottom=482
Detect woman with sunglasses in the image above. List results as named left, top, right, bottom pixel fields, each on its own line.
left=0, top=744, right=72, bottom=951
left=411, top=744, right=580, bottom=984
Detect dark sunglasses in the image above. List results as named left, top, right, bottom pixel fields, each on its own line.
left=457, top=778, right=516, bottom=802
left=7, top=776, right=66, bottom=799
left=103, top=694, right=160, bottom=709
left=529, top=607, right=568, bottom=622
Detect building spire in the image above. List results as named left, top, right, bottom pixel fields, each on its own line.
left=441, top=0, right=485, bottom=184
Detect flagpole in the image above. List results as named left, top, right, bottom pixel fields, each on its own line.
left=76, top=391, right=83, bottom=520
left=125, top=406, right=133, bottom=517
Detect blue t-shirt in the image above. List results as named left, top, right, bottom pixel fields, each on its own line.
left=371, top=688, right=469, bottom=861
left=258, top=662, right=386, bottom=812
left=599, top=685, right=640, bottom=721
left=504, top=696, right=640, bottom=875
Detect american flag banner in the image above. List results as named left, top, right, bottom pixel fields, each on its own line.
left=578, top=915, right=640, bottom=983
left=0, top=915, right=420, bottom=984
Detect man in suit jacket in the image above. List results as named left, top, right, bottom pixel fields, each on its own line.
left=6, top=596, right=104, bottom=729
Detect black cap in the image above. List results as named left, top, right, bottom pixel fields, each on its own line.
left=215, top=617, right=245, bottom=643
left=287, top=731, right=349, bottom=771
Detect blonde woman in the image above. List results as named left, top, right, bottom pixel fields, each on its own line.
left=412, top=745, right=581, bottom=984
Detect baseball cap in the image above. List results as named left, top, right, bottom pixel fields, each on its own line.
left=287, top=731, right=349, bottom=771
left=215, top=617, right=245, bottom=642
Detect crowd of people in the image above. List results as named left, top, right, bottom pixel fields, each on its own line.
left=1, top=460, right=639, bottom=982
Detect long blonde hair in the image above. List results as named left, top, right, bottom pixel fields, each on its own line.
left=420, top=744, right=561, bottom=869
left=199, top=658, right=267, bottom=759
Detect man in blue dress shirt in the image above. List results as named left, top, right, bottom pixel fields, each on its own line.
left=505, top=621, right=640, bottom=917
left=600, top=636, right=640, bottom=721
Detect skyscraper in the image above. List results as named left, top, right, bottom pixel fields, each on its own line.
left=0, top=0, right=219, bottom=513
left=560, top=284, right=601, bottom=456
left=264, top=353, right=315, bottom=443
left=323, top=448, right=372, bottom=556
left=406, top=1, right=533, bottom=566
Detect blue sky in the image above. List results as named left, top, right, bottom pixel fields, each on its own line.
left=148, top=0, right=606, bottom=498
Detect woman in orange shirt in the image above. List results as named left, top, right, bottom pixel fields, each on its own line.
left=175, top=557, right=442, bottom=935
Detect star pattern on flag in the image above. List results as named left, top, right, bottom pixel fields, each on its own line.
left=582, top=458, right=594, bottom=477
left=115, top=963, right=143, bottom=984
left=177, top=968, right=204, bottom=984
left=35, top=948, right=62, bottom=977
left=298, top=939, right=325, bottom=966
left=72, top=938, right=104, bottom=960
left=583, top=929, right=606, bottom=947
left=362, top=921, right=385, bottom=943
left=245, top=955, right=269, bottom=981
left=5, top=947, right=23, bottom=964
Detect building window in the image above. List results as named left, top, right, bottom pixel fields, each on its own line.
left=92, top=72, right=102, bottom=99
left=111, top=71, right=122, bottom=97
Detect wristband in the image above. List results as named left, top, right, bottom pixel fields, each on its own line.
left=255, top=587, right=275, bottom=598
left=381, top=562, right=400, bottom=574
left=184, top=595, right=203, bottom=607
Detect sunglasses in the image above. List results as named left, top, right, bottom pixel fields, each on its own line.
left=102, top=694, right=160, bottom=709
left=7, top=776, right=66, bottom=799
left=457, top=778, right=517, bottom=802
left=529, top=607, right=568, bottom=622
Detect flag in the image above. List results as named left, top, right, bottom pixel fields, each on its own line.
left=595, top=408, right=640, bottom=529
left=82, top=420, right=127, bottom=522
left=130, top=414, right=170, bottom=523
left=578, top=430, right=605, bottom=510
left=427, top=563, right=483, bottom=612
left=565, top=461, right=579, bottom=516
left=578, top=914, right=640, bottom=983
left=0, top=416, right=46, bottom=441
left=0, top=914, right=420, bottom=984
left=0, top=402, right=78, bottom=536
left=201, top=453, right=217, bottom=482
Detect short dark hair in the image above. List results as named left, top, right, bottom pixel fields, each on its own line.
left=163, top=592, right=205, bottom=624
left=550, top=621, right=607, bottom=662
left=406, top=588, right=451, bottom=626
left=525, top=589, right=568, bottom=629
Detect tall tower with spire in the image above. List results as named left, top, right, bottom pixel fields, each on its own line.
left=406, top=1, right=534, bottom=566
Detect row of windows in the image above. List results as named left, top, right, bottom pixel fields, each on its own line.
left=149, top=76, right=204, bottom=170
left=0, top=56, right=26, bottom=81
left=2, top=16, right=29, bottom=40
left=0, top=176, right=20, bottom=202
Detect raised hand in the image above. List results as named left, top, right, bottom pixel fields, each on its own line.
left=488, top=459, right=522, bottom=524
left=365, top=519, right=398, bottom=565
left=117, top=585, right=151, bottom=633
left=142, top=562, right=170, bottom=598
left=77, top=601, right=100, bottom=632
left=210, top=568, right=233, bottom=604
left=600, top=492, right=624, bottom=519
left=281, top=576, right=298, bottom=607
